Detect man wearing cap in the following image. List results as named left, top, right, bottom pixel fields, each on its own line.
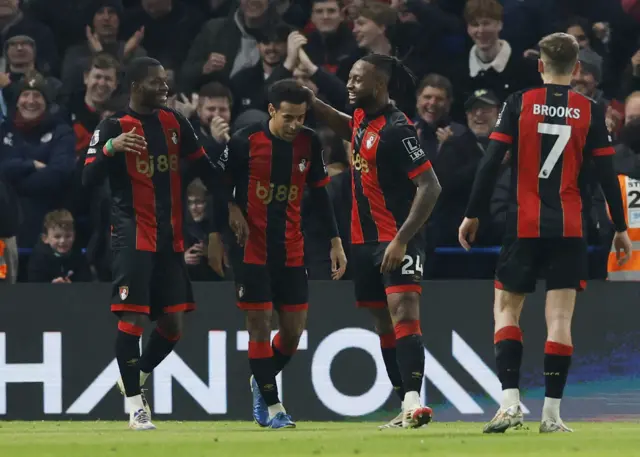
left=424, top=89, right=500, bottom=258
left=571, top=48, right=608, bottom=107
left=0, top=73, right=75, bottom=248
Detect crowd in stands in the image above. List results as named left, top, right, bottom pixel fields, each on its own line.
left=1, top=0, right=640, bottom=284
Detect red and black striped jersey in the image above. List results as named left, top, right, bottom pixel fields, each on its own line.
left=489, top=84, right=614, bottom=238
left=83, top=107, right=209, bottom=253
left=350, top=105, right=433, bottom=245
left=219, top=122, right=330, bottom=267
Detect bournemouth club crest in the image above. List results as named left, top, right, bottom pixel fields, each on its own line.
left=169, top=129, right=179, bottom=145
left=119, top=286, right=129, bottom=300
left=365, top=132, right=377, bottom=149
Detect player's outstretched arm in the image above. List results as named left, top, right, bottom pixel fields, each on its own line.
left=309, top=95, right=352, bottom=141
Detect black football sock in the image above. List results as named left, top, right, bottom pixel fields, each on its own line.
left=138, top=327, right=180, bottom=375
left=116, top=321, right=143, bottom=397
left=380, top=333, right=405, bottom=402
left=494, top=326, right=524, bottom=390
left=249, top=341, right=280, bottom=406
left=272, top=332, right=295, bottom=375
left=394, top=321, right=425, bottom=395
left=544, top=341, right=572, bottom=398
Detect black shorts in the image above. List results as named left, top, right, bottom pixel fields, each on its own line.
left=111, top=249, right=195, bottom=320
left=234, top=262, right=308, bottom=312
left=352, top=242, right=424, bottom=309
left=495, top=237, right=587, bottom=294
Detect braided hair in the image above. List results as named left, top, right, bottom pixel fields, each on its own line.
left=360, top=54, right=417, bottom=112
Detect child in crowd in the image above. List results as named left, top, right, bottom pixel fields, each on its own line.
left=27, top=209, right=92, bottom=283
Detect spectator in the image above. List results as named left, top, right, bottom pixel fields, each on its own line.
left=181, top=0, right=273, bottom=92
left=426, top=89, right=498, bottom=249
left=0, top=0, right=58, bottom=76
left=69, top=53, right=120, bottom=156
left=336, top=0, right=397, bottom=82
left=0, top=174, right=19, bottom=283
left=455, top=0, right=538, bottom=118
left=1, top=35, right=62, bottom=108
left=27, top=209, right=92, bottom=283
left=192, top=81, right=234, bottom=146
left=614, top=92, right=640, bottom=175
left=61, top=0, right=146, bottom=94
left=571, top=48, right=608, bottom=106
left=0, top=73, right=76, bottom=247
left=122, top=0, right=204, bottom=75
left=304, top=0, right=358, bottom=75
left=183, top=178, right=225, bottom=281
left=413, top=73, right=466, bottom=159
left=229, top=23, right=292, bottom=117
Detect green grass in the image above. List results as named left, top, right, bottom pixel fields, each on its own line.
left=0, top=421, right=638, bottom=457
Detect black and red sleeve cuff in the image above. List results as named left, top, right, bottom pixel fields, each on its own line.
left=408, top=160, right=432, bottom=180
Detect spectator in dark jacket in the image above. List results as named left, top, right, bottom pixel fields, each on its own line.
left=0, top=174, right=19, bottom=283
left=413, top=73, right=466, bottom=160
left=122, top=0, right=204, bottom=76
left=180, top=0, right=275, bottom=92
left=61, top=0, right=146, bottom=95
left=0, top=0, right=58, bottom=76
left=304, top=0, right=358, bottom=75
left=0, top=74, right=76, bottom=247
left=452, top=0, right=538, bottom=119
left=571, top=48, right=608, bottom=107
left=229, top=23, right=292, bottom=117
left=27, top=209, right=92, bottom=283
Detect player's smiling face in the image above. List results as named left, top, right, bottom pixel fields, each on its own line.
left=268, top=101, right=307, bottom=142
left=347, top=60, right=378, bottom=108
left=137, top=65, right=169, bottom=109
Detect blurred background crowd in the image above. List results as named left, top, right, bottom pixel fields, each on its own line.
left=1, top=0, right=640, bottom=284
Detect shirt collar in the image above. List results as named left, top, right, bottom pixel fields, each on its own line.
left=469, top=40, right=512, bottom=77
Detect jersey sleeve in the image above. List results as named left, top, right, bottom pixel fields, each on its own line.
left=489, top=93, right=519, bottom=144
left=382, top=124, right=432, bottom=179
left=586, top=102, right=615, bottom=157
left=174, top=110, right=206, bottom=161
left=82, top=117, right=122, bottom=187
left=307, top=132, right=330, bottom=188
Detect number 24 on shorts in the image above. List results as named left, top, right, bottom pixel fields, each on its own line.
left=401, top=255, right=423, bottom=276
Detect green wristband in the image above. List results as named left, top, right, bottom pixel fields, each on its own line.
left=104, top=138, right=115, bottom=156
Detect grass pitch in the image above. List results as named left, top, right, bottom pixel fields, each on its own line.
left=0, top=421, right=638, bottom=457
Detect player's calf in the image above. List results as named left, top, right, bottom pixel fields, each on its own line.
left=273, top=307, right=308, bottom=374
left=387, top=292, right=432, bottom=428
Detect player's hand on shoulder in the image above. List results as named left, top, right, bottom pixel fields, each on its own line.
left=458, top=217, right=479, bottom=251
left=612, top=230, right=633, bottom=266
left=380, top=238, right=407, bottom=274
left=111, top=127, right=147, bottom=155
left=330, top=237, right=347, bottom=280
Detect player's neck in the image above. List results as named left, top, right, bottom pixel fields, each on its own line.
left=540, top=73, right=573, bottom=86
left=129, top=101, right=154, bottom=115
left=363, top=97, right=390, bottom=116
left=267, top=119, right=290, bottom=142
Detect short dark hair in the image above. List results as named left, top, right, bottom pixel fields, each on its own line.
left=126, top=57, right=162, bottom=85
left=43, top=209, right=74, bottom=232
left=267, top=79, right=312, bottom=109
left=464, top=0, right=503, bottom=23
left=87, top=52, right=120, bottom=74
left=199, top=81, right=233, bottom=107
left=538, top=32, right=580, bottom=75
left=416, top=73, right=453, bottom=100
left=257, top=22, right=292, bottom=44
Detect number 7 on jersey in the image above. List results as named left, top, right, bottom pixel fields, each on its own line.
left=537, top=123, right=572, bottom=179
